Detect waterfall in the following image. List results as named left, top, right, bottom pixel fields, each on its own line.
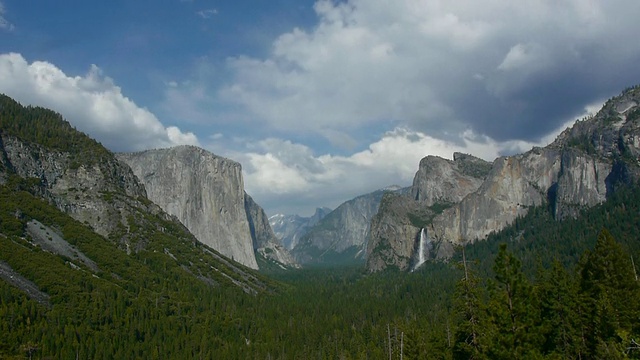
left=413, top=228, right=427, bottom=271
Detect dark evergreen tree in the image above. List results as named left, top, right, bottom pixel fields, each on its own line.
left=579, top=229, right=640, bottom=359
left=452, top=248, right=488, bottom=360
left=486, top=244, right=541, bottom=359
left=537, top=260, right=586, bottom=359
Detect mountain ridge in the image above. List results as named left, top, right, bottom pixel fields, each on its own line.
left=366, top=85, right=640, bottom=272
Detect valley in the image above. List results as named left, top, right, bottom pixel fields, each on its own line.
left=1, top=86, right=640, bottom=358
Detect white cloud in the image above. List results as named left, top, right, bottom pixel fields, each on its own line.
left=0, top=2, right=14, bottom=31
left=0, top=53, right=199, bottom=152
left=197, top=9, right=218, bottom=19
left=233, top=128, right=505, bottom=216
left=212, top=0, right=640, bottom=145
left=497, top=43, right=550, bottom=72
left=233, top=96, right=605, bottom=216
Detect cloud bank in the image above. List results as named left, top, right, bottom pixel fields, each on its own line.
left=0, top=53, right=199, bottom=151
left=219, top=0, right=640, bottom=144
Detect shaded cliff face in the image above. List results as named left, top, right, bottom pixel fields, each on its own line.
left=269, top=207, right=332, bottom=250
left=365, top=193, right=421, bottom=272
left=117, top=146, right=258, bottom=269
left=367, top=86, right=640, bottom=272
left=292, top=188, right=405, bottom=266
left=244, top=193, right=298, bottom=268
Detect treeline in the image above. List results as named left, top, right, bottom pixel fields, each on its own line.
left=452, top=232, right=640, bottom=359
left=0, top=94, right=109, bottom=162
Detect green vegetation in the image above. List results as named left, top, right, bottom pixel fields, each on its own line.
left=0, top=178, right=281, bottom=358
left=1, top=179, right=639, bottom=358
left=0, top=94, right=110, bottom=164
left=566, top=134, right=598, bottom=155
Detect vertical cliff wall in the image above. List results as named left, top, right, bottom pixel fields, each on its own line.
left=117, top=146, right=258, bottom=269
left=244, top=193, right=298, bottom=268
left=366, top=86, right=640, bottom=272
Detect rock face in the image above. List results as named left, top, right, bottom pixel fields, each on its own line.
left=366, top=193, right=422, bottom=272
left=293, top=187, right=407, bottom=266
left=117, top=146, right=258, bottom=269
left=0, top=134, right=149, bottom=240
left=269, top=207, right=332, bottom=250
left=366, top=155, right=489, bottom=272
left=244, top=193, right=298, bottom=268
left=367, top=86, right=640, bottom=272
left=411, top=153, right=491, bottom=205
left=0, top=95, right=272, bottom=296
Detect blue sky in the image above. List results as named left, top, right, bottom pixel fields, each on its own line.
left=1, top=0, right=640, bottom=216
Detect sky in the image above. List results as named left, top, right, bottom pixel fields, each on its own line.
left=1, top=0, right=640, bottom=216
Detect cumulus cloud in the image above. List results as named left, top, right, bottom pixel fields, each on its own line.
left=217, top=0, right=640, bottom=144
left=231, top=128, right=513, bottom=216
left=0, top=53, right=199, bottom=152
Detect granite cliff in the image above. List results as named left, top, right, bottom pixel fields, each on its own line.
left=367, top=86, right=640, bottom=272
left=293, top=187, right=407, bottom=266
left=244, top=193, right=298, bottom=268
left=117, top=146, right=260, bottom=269
left=0, top=94, right=273, bottom=300
left=367, top=154, right=490, bottom=271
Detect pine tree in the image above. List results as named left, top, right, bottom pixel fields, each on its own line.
left=537, top=260, right=585, bottom=358
left=579, top=229, right=640, bottom=358
left=486, top=244, right=541, bottom=359
left=452, top=248, right=487, bottom=360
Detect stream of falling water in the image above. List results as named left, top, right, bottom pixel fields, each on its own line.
left=413, top=228, right=427, bottom=271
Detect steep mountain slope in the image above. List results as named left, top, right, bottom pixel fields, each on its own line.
left=117, top=147, right=259, bottom=269
left=367, top=85, right=640, bottom=272
left=244, top=193, right=298, bottom=268
left=0, top=95, right=151, bottom=245
left=269, top=207, right=331, bottom=250
left=292, top=187, right=408, bottom=266
left=0, top=94, right=279, bottom=357
left=411, top=152, right=492, bottom=205
left=0, top=94, right=270, bottom=290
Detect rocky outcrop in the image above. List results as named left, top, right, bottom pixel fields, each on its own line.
left=117, top=146, right=258, bottom=269
left=269, top=207, right=332, bottom=250
left=0, top=134, right=149, bottom=239
left=0, top=95, right=272, bottom=296
left=430, top=148, right=556, bottom=243
left=411, top=153, right=490, bottom=206
left=244, top=193, right=298, bottom=268
left=367, top=86, right=640, bottom=272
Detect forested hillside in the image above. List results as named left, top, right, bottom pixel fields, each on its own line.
left=2, top=178, right=639, bottom=358
left=0, top=94, right=109, bottom=164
